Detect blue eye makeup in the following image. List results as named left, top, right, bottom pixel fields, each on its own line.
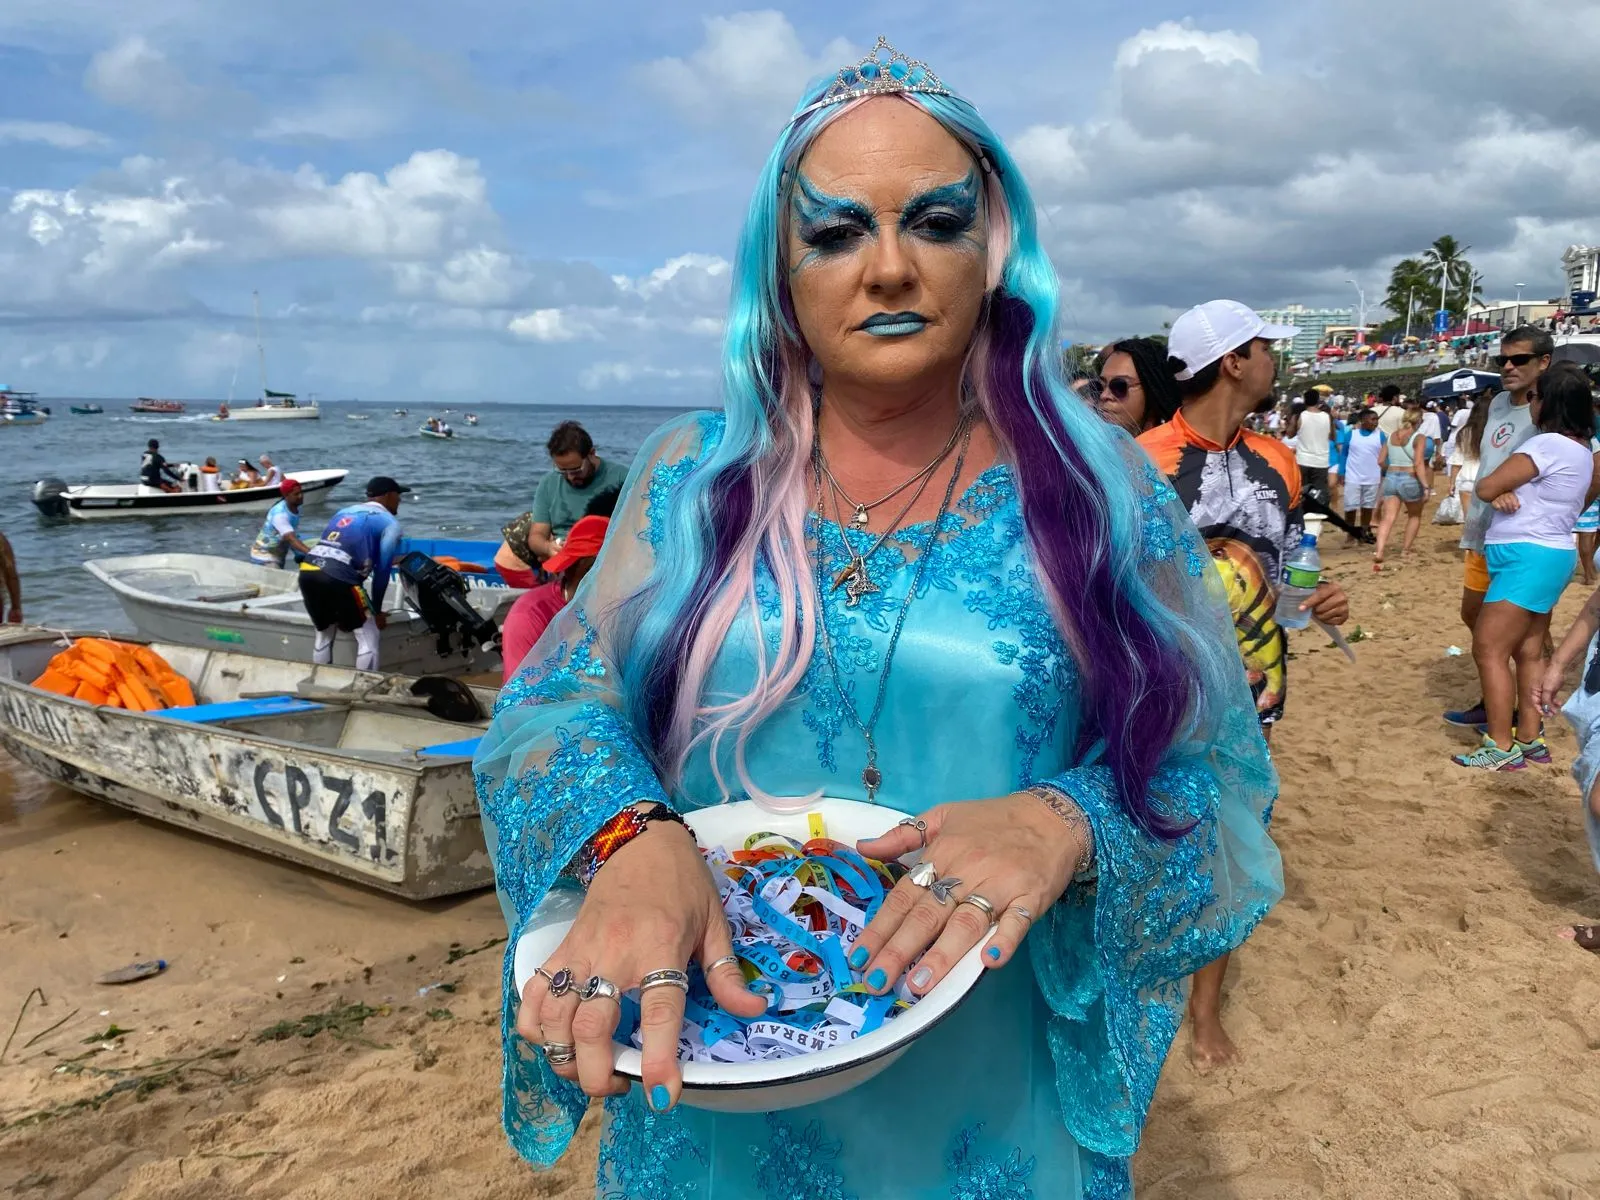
left=900, top=172, right=981, bottom=244
left=792, top=174, right=876, bottom=267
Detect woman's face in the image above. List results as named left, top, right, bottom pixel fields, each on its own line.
left=785, top=99, right=990, bottom=396
left=1095, top=351, right=1145, bottom=433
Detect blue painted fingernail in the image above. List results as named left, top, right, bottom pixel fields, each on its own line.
left=987, top=946, right=1002, bottom=961
left=867, top=968, right=887, bottom=990
left=849, top=946, right=869, bottom=969
left=649, top=1084, right=671, bottom=1112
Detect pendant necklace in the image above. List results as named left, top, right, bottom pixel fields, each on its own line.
left=818, top=417, right=964, bottom=530
left=818, top=420, right=961, bottom=608
left=811, top=420, right=971, bottom=802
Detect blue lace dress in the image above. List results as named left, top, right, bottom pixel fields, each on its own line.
left=474, top=412, right=1283, bottom=1199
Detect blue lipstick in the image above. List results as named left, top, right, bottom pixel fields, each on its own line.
left=859, top=311, right=929, bottom=337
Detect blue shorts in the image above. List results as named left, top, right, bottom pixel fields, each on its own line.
left=1382, top=473, right=1424, bottom=503
left=1483, top=542, right=1577, bottom=614
left=1576, top=498, right=1600, bottom=533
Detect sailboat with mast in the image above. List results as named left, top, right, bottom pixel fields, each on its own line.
left=215, top=292, right=320, bottom=421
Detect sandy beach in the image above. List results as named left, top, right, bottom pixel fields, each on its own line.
left=3, top=515, right=1600, bottom=1199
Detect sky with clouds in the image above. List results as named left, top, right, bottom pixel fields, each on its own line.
left=3, top=0, right=1597, bottom=404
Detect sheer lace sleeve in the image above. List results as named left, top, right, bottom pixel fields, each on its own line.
left=472, top=409, right=722, bottom=1167
left=1031, top=448, right=1284, bottom=1182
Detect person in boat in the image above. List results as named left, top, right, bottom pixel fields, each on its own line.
left=140, top=439, right=183, bottom=493
left=250, top=479, right=312, bottom=568
left=525, top=421, right=631, bottom=562
left=498, top=488, right=620, bottom=680
left=297, top=476, right=410, bottom=672
left=259, top=454, right=283, bottom=487
left=0, top=530, right=21, bottom=624
left=199, top=457, right=222, bottom=493
left=234, top=460, right=263, bottom=489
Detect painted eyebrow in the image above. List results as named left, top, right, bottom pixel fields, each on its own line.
left=792, top=173, right=875, bottom=228
left=899, top=171, right=980, bottom=225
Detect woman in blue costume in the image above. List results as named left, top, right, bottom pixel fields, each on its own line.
left=475, top=37, right=1282, bottom=1199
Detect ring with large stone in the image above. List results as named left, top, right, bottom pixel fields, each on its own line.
left=957, top=892, right=997, bottom=924
left=907, top=861, right=938, bottom=890
left=896, top=816, right=928, bottom=848
left=929, top=875, right=963, bottom=905
left=544, top=1041, right=577, bottom=1065
left=639, top=968, right=690, bottom=993
left=546, top=967, right=576, bottom=998
left=579, top=975, right=621, bottom=1004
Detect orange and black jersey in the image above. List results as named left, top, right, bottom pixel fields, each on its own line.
left=1138, top=411, right=1304, bottom=723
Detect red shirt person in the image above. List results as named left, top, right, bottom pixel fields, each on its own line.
left=499, top=514, right=609, bottom=681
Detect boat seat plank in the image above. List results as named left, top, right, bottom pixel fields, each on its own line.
left=417, top=736, right=482, bottom=759
left=156, top=696, right=328, bottom=724
left=197, top=586, right=262, bottom=603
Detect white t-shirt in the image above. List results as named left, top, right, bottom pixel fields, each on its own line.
left=1484, top=433, right=1595, bottom=550
left=1462, top=391, right=1536, bottom=552
left=1375, top=405, right=1406, bottom=439
left=261, top=465, right=283, bottom=486
left=1296, top=410, right=1332, bottom=468
left=1344, top=428, right=1387, bottom=487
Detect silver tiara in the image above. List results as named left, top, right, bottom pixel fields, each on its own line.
left=790, top=36, right=953, bottom=124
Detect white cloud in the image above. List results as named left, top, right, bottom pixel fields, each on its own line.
left=1113, top=21, right=1260, bottom=73
left=507, top=308, right=594, bottom=342
left=639, top=12, right=853, bottom=132
left=84, top=36, right=204, bottom=120
left=577, top=361, right=714, bottom=391
left=0, top=120, right=109, bottom=149
left=612, top=252, right=731, bottom=304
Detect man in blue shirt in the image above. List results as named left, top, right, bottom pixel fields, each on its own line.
left=297, top=476, right=409, bottom=671
left=250, top=479, right=311, bottom=567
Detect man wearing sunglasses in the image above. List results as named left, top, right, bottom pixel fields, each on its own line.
left=525, top=420, right=632, bottom=564
left=1445, top=326, right=1554, bottom=729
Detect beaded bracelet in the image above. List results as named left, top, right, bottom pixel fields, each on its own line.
left=1026, top=785, right=1097, bottom=880
left=569, top=802, right=688, bottom=887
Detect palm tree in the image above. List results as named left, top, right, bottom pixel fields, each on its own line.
left=1421, top=236, right=1482, bottom=320
left=1384, top=257, right=1432, bottom=330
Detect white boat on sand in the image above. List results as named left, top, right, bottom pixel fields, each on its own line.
left=0, top=626, right=493, bottom=898
left=32, top=468, right=346, bottom=520
left=83, top=548, right=519, bottom=677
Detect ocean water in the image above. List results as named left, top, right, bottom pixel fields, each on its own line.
left=0, top=399, right=696, bottom=629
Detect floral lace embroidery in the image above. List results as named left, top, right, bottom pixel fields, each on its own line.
left=946, top=1124, right=1036, bottom=1199
left=751, top=1113, right=856, bottom=1200
left=496, top=608, right=606, bottom=713
left=1079, top=1148, right=1131, bottom=1200
left=1139, top=464, right=1180, bottom=564
left=598, top=1092, right=705, bottom=1200
left=644, top=411, right=726, bottom=548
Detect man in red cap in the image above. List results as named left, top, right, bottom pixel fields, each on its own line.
left=499, top=511, right=609, bottom=681
left=249, top=478, right=310, bottom=567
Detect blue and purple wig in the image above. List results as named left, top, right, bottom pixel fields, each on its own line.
left=611, top=71, right=1232, bottom=836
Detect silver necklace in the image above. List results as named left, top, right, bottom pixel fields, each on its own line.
left=818, top=420, right=963, bottom=607
left=818, top=418, right=964, bottom=529
left=811, top=423, right=971, bottom=802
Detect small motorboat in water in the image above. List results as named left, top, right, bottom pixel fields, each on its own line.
left=32, top=468, right=347, bottom=520
left=2, top=390, right=49, bottom=427
left=82, top=542, right=520, bottom=677
left=465, top=413, right=479, bottom=426
left=0, top=625, right=494, bottom=898
left=419, top=421, right=454, bottom=439
left=131, top=398, right=185, bottom=415
left=347, top=413, right=370, bottom=421
left=70, top=403, right=104, bottom=415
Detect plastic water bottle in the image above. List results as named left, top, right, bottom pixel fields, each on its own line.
left=1274, top=534, right=1322, bottom=630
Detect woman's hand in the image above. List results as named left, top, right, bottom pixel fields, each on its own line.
left=849, top=792, right=1087, bottom=1000
left=1301, top=580, right=1350, bottom=626
left=1491, top=493, right=1521, bottom=514
left=521, top=817, right=766, bottom=1109
left=1534, top=657, right=1570, bottom=716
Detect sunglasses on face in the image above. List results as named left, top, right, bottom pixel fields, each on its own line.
left=1495, top=352, right=1539, bottom=368
left=1088, top=376, right=1140, bottom=402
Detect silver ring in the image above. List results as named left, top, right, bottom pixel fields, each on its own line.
left=1006, top=904, right=1034, bottom=926
left=579, top=975, right=621, bottom=1003
left=547, top=967, right=577, bottom=998
left=707, top=954, right=739, bottom=973
left=957, top=893, right=997, bottom=923
left=896, top=816, right=928, bottom=848
left=534, top=966, right=556, bottom=986
left=907, top=861, right=938, bottom=889
left=545, top=1042, right=576, bottom=1065
left=639, top=968, right=690, bottom=993
left=929, top=876, right=963, bottom=905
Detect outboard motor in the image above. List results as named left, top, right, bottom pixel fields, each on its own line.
left=32, top=478, right=69, bottom=518
left=395, top=552, right=500, bottom=659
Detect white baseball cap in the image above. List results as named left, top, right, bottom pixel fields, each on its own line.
left=1169, top=300, right=1299, bottom=380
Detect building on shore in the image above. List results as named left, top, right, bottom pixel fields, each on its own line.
left=1255, top=304, right=1353, bottom=361
left=1563, top=245, right=1599, bottom=298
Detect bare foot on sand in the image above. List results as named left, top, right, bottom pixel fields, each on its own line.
left=1558, top=925, right=1600, bottom=953
left=1188, top=1011, right=1240, bottom=1072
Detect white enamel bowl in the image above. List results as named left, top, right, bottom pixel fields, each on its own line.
left=513, top=797, right=990, bottom=1112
